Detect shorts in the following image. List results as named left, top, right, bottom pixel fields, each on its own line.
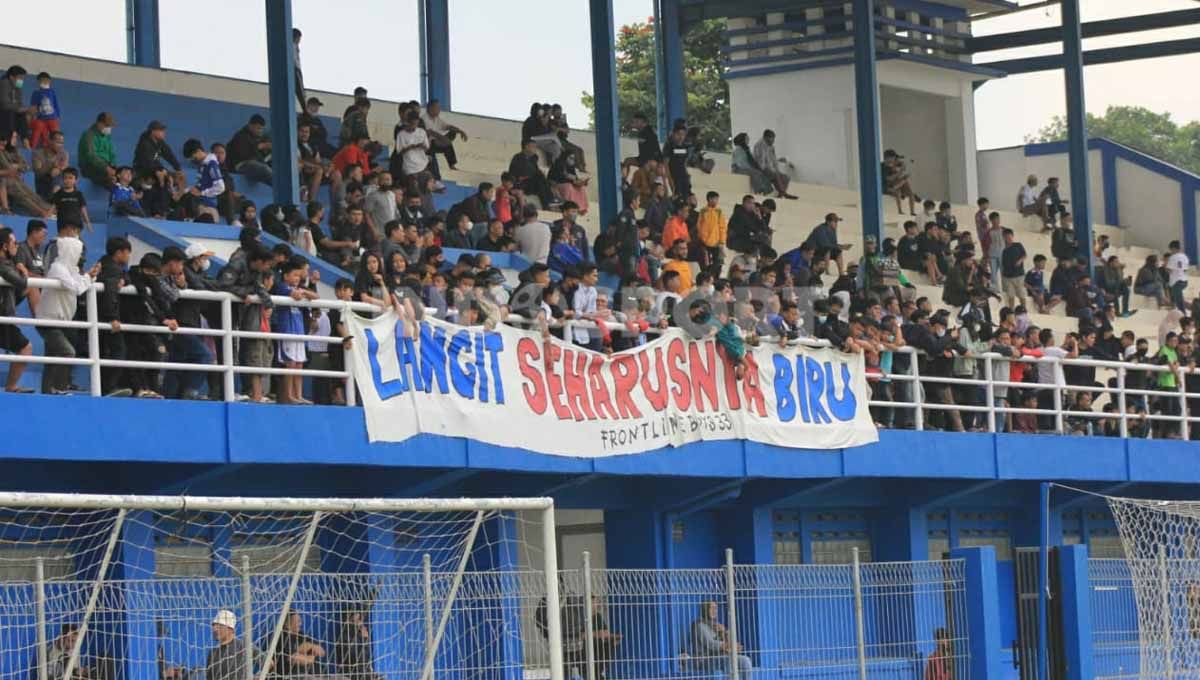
left=1002, top=276, right=1026, bottom=300
left=277, top=339, right=307, bottom=365
left=0, top=325, right=29, bottom=353
left=239, top=339, right=272, bottom=369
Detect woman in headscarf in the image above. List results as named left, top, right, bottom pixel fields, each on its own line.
left=0, top=130, right=52, bottom=217
left=37, top=236, right=96, bottom=394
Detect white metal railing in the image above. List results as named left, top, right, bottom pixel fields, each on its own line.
left=1, top=276, right=1197, bottom=439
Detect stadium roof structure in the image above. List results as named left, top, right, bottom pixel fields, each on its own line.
left=679, top=0, right=1019, bottom=23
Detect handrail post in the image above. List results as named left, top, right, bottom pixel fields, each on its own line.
left=984, top=354, right=996, bottom=433
left=1117, top=366, right=1128, bottom=438
left=910, top=349, right=924, bottom=431
left=221, top=296, right=236, bottom=402
left=1178, top=368, right=1189, bottom=440
left=1052, top=358, right=1064, bottom=435
left=86, top=285, right=101, bottom=396
left=724, top=548, right=740, bottom=680
left=344, top=301, right=356, bottom=407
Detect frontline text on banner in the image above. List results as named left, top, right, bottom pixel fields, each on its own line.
left=349, top=312, right=878, bottom=457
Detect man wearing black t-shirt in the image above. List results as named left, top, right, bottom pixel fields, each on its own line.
left=661, top=124, right=691, bottom=199
left=51, top=168, right=91, bottom=232
left=917, top=222, right=947, bottom=285
left=1000, top=228, right=1028, bottom=308
left=896, top=220, right=922, bottom=272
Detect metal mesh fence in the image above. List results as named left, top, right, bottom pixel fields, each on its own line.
left=1089, top=558, right=1141, bottom=680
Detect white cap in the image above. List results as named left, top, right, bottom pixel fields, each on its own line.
left=212, top=610, right=237, bottom=629
left=185, top=244, right=214, bottom=260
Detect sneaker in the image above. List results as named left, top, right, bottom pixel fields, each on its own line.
left=104, top=388, right=133, bottom=398
left=67, top=383, right=85, bottom=392
left=5, top=386, right=34, bottom=394
left=135, top=389, right=163, bottom=399
left=235, top=393, right=251, bottom=402
left=49, top=388, right=73, bottom=396
left=432, top=181, right=447, bottom=192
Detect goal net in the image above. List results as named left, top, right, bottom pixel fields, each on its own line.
left=0, top=492, right=564, bottom=680
left=1107, top=494, right=1200, bottom=679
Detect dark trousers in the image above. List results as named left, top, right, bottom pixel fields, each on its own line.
left=99, top=329, right=126, bottom=395
left=429, top=135, right=458, bottom=169
left=38, top=328, right=74, bottom=394
left=126, top=333, right=165, bottom=393
left=164, top=334, right=214, bottom=398
left=519, top=175, right=555, bottom=207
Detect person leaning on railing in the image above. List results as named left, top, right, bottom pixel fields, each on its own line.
left=217, top=244, right=275, bottom=403
left=37, top=235, right=96, bottom=395
left=0, top=226, right=32, bottom=392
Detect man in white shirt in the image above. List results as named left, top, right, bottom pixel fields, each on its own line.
left=573, top=264, right=600, bottom=348
left=395, top=111, right=430, bottom=182
left=1017, top=174, right=1046, bottom=225
left=421, top=99, right=467, bottom=172
left=514, top=205, right=551, bottom=264
left=1035, top=328, right=1077, bottom=431
left=1166, top=239, right=1190, bottom=311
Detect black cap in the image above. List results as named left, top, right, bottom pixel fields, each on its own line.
left=305, top=96, right=324, bottom=106
left=161, top=246, right=186, bottom=263
left=147, top=120, right=166, bottom=131
left=249, top=114, right=266, bottom=126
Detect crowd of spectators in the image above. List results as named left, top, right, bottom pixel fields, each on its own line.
left=0, top=57, right=1196, bottom=436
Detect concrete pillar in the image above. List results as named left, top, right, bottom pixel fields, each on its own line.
left=589, top=0, right=623, bottom=229
left=1056, top=545, right=1095, bottom=680
left=125, top=0, right=161, bottom=68
left=265, top=0, right=300, bottom=206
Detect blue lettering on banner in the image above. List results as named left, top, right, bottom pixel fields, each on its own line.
left=367, top=321, right=506, bottom=403
left=770, top=353, right=858, bottom=424
left=773, top=354, right=796, bottom=423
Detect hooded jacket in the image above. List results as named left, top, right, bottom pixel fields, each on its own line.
left=37, top=237, right=92, bottom=321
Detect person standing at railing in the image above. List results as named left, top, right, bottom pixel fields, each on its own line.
left=0, top=227, right=32, bottom=392
left=95, top=237, right=134, bottom=398
left=219, top=245, right=275, bottom=403
left=272, top=256, right=318, bottom=405
left=159, top=246, right=217, bottom=400
left=36, top=236, right=96, bottom=395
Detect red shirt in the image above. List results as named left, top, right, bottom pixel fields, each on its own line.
left=662, top=216, right=689, bottom=250
left=495, top=187, right=513, bottom=224
left=331, top=144, right=370, bottom=176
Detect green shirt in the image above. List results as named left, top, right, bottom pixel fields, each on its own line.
left=1157, top=346, right=1178, bottom=389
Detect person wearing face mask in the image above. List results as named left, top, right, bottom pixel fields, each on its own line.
left=183, top=138, right=225, bottom=223
left=0, top=66, right=32, bottom=146
left=78, top=112, right=118, bottom=188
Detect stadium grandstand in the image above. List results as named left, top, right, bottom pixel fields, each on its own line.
left=2, top=2, right=1200, bottom=680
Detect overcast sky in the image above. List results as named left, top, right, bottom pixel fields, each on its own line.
left=4, top=0, right=1199, bottom=150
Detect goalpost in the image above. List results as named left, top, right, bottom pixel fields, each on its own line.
left=1105, top=494, right=1200, bottom=680
left=0, top=492, right=564, bottom=680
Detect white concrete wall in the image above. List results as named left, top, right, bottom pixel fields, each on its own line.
left=727, top=64, right=857, bottom=190
left=727, top=59, right=981, bottom=202
left=977, top=147, right=1105, bottom=219
left=1117, top=158, right=1183, bottom=253
left=881, top=86, right=949, bottom=202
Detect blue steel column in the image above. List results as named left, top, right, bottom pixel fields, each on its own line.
left=852, top=0, right=884, bottom=246
left=125, top=0, right=161, bottom=68
left=950, top=546, right=1003, bottom=680
left=265, top=0, right=300, bottom=206
left=589, top=0, right=623, bottom=229
left=1056, top=545, right=1095, bottom=680
left=424, top=0, right=452, bottom=108
left=1062, top=0, right=1093, bottom=270
left=654, top=0, right=686, bottom=138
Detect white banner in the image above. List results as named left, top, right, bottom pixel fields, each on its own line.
left=349, top=312, right=878, bottom=457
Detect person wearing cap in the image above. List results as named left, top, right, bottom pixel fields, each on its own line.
left=183, top=139, right=225, bottom=223
left=207, top=609, right=268, bottom=680
left=0, top=66, right=31, bottom=145
left=78, top=111, right=118, bottom=188
left=28, top=71, right=60, bottom=149
left=881, top=149, right=916, bottom=216
left=297, top=96, right=336, bottom=159
left=661, top=122, right=692, bottom=198
left=226, top=114, right=273, bottom=185
left=133, top=120, right=182, bottom=181
left=804, top=213, right=853, bottom=277
left=157, top=245, right=214, bottom=399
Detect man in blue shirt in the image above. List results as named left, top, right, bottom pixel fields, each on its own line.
left=183, top=138, right=225, bottom=222
left=804, top=212, right=853, bottom=276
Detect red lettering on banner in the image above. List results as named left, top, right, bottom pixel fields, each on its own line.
left=716, top=345, right=742, bottom=411
left=637, top=347, right=669, bottom=411
left=562, top=349, right=595, bottom=421
left=588, top=354, right=619, bottom=420
left=688, top=341, right=719, bottom=412
left=516, top=339, right=547, bottom=415
left=610, top=354, right=643, bottom=418
left=666, top=339, right=692, bottom=411
left=543, top=342, right=572, bottom=421
left=742, top=352, right=767, bottom=417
